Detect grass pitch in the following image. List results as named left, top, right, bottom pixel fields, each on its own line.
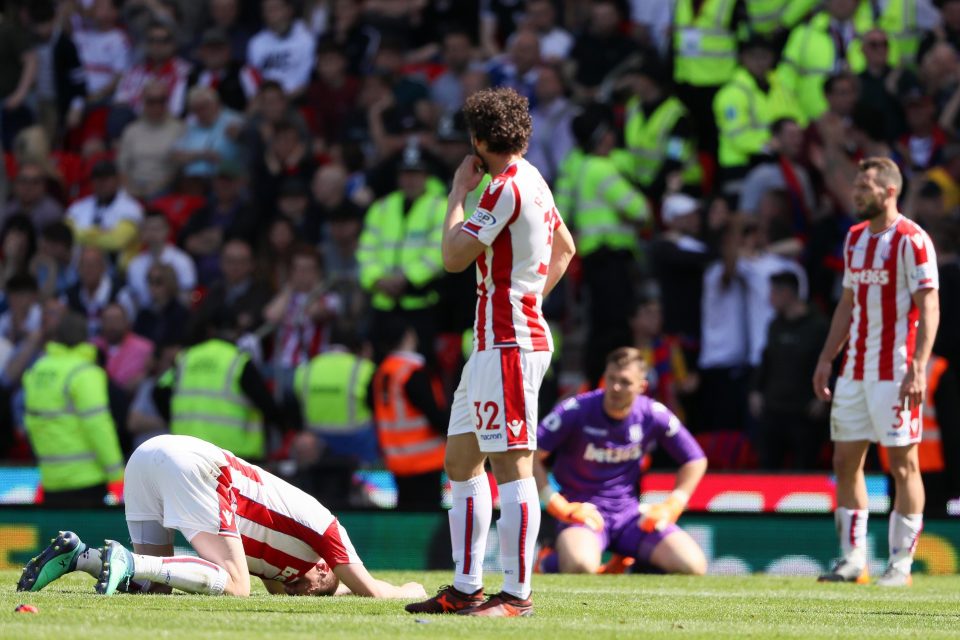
left=1, top=570, right=959, bottom=639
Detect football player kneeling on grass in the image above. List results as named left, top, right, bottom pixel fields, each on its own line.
left=17, top=434, right=426, bottom=599
left=534, top=347, right=708, bottom=575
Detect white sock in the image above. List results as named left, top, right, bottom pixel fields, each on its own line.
left=888, top=511, right=923, bottom=573
left=132, top=554, right=228, bottom=595
left=450, top=474, right=492, bottom=594
left=836, top=507, right=868, bottom=565
left=496, top=478, right=540, bottom=600
left=75, top=545, right=102, bottom=577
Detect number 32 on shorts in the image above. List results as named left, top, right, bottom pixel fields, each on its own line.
left=474, top=401, right=500, bottom=430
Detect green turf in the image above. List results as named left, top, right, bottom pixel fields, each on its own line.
left=2, top=569, right=959, bottom=639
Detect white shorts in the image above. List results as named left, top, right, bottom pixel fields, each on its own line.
left=448, top=347, right=551, bottom=452
left=830, top=377, right=922, bottom=447
left=124, top=436, right=239, bottom=543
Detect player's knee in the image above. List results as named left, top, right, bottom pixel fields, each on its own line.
left=887, top=455, right=920, bottom=482
left=558, top=554, right=599, bottom=574
left=676, top=550, right=708, bottom=576
left=832, top=451, right=860, bottom=478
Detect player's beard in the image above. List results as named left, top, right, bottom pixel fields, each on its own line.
left=854, top=195, right=884, bottom=221
left=471, top=140, right=490, bottom=174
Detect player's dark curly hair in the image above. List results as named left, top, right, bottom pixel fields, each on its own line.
left=462, top=88, right=532, bottom=155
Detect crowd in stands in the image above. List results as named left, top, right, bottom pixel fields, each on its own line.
left=1, top=0, right=959, bottom=504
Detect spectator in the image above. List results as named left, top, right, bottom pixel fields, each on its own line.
left=276, top=178, right=321, bottom=245
left=264, top=245, right=340, bottom=411
left=93, top=302, right=153, bottom=393
left=650, top=194, right=714, bottom=348
left=557, top=104, right=650, bottom=383
left=30, top=0, right=85, bottom=141
left=430, top=30, right=475, bottom=116
left=1, top=162, right=64, bottom=234
left=487, top=28, right=540, bottom=104
left=113, top=21, right=191, bottom=119
left=260, top=216, right=298, bottom=290
left=526, top=64, right=577, bottom=186
left=358, top=143, right=446, bottom=361
left=0, top=273, right=41, bottom=347
left=65, top=159, right=144, bottom=265
left=31, top=222, right=76, bottom=299
left=305, top=42, right=361, bottom=147
left=0, top=0, right=39, bottom=149
left=132, top=262, right=190, bottom=347
left=858, top=28, right=914, bottom=142
left=117, top=80, right=185, bottom=199
left=714, top=35, right=804, bottom=196
left=570, top=0, right=636, bottom=98
left=895, top=91, right=948, bottom=180
left=172, top=86, right=244, bottom=178
left=372, top=37, right=430, bottom=111
left=805, top=72, right=863, bottom=213
left=1, top=216, right=38, bottom=290
left=321, top=0, right=378, bottom=76
left=629, top=296, right=698, bottom=418
left=126, top=210, right=197, bottom=310
left=525, top=0, right=573, bottom=62
left=191, top=238, right=272, bottom=341
left=739, top=118, right=817, bottom=231
left=188, top=27, right=261, bottom=114
left=312, top=163, right=364, bottom=313
left=616, top=59, right=699, bottom=201
left=179, top=161, right=258, bottom=286
left=247, top=0, right=316, bottom=99
left=206, top=0, right=253, bottom=63
left=251, top=119, right=315, bottom=211
left=915, top=141, right=960, bottom=212
left=749, top=271, right=829, bottom=469
left=126, top=341, right=180, bottom=450
left=73, top=0, right=131, bottom=108
left=241, top=80, right=312, bottom=163
left=63, top=246, right=131, bottom=337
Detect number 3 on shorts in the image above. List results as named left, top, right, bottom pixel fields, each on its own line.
left=474, top=401, right=500, bottom=430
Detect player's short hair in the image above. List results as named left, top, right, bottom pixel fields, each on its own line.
left=859, top=157, right=903, bottom=197
left=605, top=347, right=647, bottom=372
left=463, top=87, right=532, bottom=154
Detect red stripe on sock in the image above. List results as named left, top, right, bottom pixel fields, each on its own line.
left=518, top=502, right=529, bottom=585
left=463, top=496, right=474, bottom=575
left=850, top=511, right=858, bottom=548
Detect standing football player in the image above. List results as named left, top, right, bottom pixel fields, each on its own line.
left=18, top=434, right=426, bottom=599
left=534, top=347, right=708, bottom=576
left=813, top=157, right=940, bottom=587
left=405, top=87, right=576, bottom=617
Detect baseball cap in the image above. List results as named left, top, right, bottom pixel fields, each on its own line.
left=399, top=142, right=429, bottom=172
left=661, top=193, right=699, bottom=225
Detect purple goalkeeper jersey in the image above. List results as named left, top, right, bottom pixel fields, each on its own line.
left=537, top=390, right=705, bottom=514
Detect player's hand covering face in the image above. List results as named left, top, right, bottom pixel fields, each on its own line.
left=284, top=560, right=340, bottom=596
left=453, top=155, right=485, bottom=194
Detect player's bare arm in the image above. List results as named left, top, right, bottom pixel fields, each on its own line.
left=442, top=156, right=487, bottom=272
left=332, top=563, right=427, bottom=599
left=543, top=219, right=575, bottom=298
left=813, top=287, right=855, bottom=401
left=899, top=288, right=940, bottom=409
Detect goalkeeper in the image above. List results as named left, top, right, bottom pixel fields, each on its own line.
left=533, top=347, right=708, bottom=575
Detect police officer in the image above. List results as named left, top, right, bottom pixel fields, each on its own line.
left=557, top=104, right=651, bottom=384
left=614, top=60, right=700, bottom=201
left=714, top=34, right=804, bottom=196
left=358, top=142, right=446, bottom=361
left=23, top=312, right=124, bottom=508
left=372, top=319, right=447, bottom=511
left=154, top=317, right=283, bottom=461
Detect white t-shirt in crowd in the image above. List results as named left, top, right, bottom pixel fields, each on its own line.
left=247, top=20, right=316, bottom=94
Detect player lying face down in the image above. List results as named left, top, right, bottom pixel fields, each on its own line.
left=18, top=435, right=426, bottom=600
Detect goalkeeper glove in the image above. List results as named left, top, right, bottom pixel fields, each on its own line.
left=541, top=487, right=604, bottom=532
left=639, top=490, right=689, bottom=533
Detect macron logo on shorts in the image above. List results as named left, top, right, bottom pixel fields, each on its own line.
left=507, top=419, right=525, bottom=437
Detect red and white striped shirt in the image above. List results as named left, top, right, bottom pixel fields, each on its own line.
left=841, top=215, right=938, bottom=382
left=462, top=159, right=561, bottom=353
left=206, top=443, right=361, bottom=582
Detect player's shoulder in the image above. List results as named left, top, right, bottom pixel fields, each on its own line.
left=477, top=163, right=521, bottom=211
left=847, top=220, right=870, bottom=238
left=894, top=215, right=930, bottom=240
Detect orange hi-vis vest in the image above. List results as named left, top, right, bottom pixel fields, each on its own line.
left=373, top=351, right=446, bottom=476
left=879, top=356, right=946, bottom=473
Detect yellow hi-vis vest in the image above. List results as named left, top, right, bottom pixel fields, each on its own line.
left=674, top=0, right=739, bottom=87
left=714, top=67, right=806, bottom=168
left=294, top=349, right=374, bottom=434
left=358, top=190, right=446, bottom=311
left=23, top=342, right=124, bottom=492
left=777, top=10, right=900, bottom=120
left=746, top=0, right=819, bottom=34
left=617, top=96, right=701, bottom=189
left=170, top=339, right=264, bottom=459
